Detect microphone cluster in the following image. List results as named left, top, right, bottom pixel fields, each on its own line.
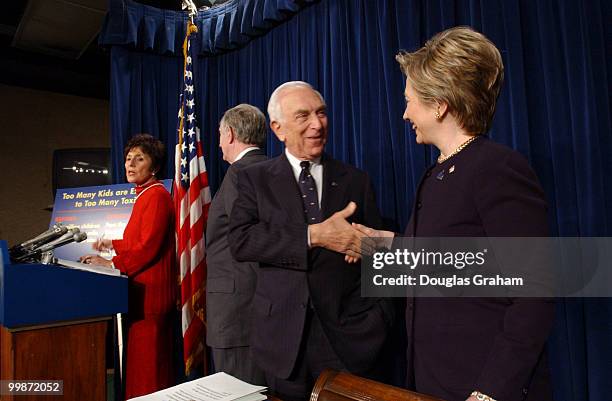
left=9, top=224, right=87, bottom=263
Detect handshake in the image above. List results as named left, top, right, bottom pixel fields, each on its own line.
left=309, top=201, right=394, bottom=263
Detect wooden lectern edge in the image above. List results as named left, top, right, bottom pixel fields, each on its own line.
left=309, top=369, right=446, bottom=401
left=310, top=369, right=339, bottom=401
left=4, top=316, right=112, bottom=333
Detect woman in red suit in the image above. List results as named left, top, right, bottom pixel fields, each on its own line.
left=81, top=134, right=176, bottom=398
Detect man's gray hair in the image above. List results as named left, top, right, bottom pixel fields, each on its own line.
left=220, top=103, right=267, bottom=147
left=267, top=81, right=326, bottom=123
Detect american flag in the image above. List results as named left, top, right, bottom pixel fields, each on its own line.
left=173, top=20, right=211, bottom=375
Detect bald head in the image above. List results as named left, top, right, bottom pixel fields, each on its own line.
left=267, top=81, right=326, bottom=124
left=267, top=81, right=328, bottom=160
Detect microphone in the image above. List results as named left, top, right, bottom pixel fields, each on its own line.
left=9, top=224, right=69, bottom=260
left=35, top=229, right=87, bottom=254
left=20, top=224, right=69, bottom=249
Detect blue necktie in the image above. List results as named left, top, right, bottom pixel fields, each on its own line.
left=299, top=161, right=322, bottom=224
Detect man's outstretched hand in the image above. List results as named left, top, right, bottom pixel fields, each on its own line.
left=344, top=223, right=396, bottom=264
left=309, top=202, right=375, bottom=260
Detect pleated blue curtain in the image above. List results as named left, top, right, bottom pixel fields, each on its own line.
left=100, top=0, right=612, bottom=400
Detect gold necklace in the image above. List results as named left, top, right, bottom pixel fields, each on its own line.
left=437, top=136, right=478, bottom=164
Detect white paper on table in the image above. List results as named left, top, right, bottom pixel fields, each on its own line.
left=55, top=258, right=122, bottom=276
left=128, top=372, right=268, bottom=401
left=231, top=393, right=267, bottom=401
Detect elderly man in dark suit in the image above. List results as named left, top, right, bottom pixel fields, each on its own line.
left=206, top=103, right=268, bottom=384
left=228, top=82, right=393, bottom=401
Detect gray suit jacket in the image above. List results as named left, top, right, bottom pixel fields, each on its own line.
left=206, top=148, right=267, bottom=348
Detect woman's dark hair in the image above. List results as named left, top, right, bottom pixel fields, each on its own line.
left=123, top=134, right=166, bottom=176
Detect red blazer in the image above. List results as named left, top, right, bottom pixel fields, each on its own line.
left=112, top=180, right=176, bottom=398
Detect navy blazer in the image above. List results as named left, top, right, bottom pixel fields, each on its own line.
left=405, top=136, right=554, bottom=401
left=229, top=153, right=393, bottom=379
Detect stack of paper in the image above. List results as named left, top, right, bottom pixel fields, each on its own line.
left=128, top=372, right=268, bottom=401
left=55, top=258, right=122, bottom=276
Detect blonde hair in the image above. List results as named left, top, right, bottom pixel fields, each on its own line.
left=396, top=26, right=504, bottom=134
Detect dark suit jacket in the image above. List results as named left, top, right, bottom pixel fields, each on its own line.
left=228, top=153, right=393, bottom=379
left=405, top=136, right=554, bottom=401
left=206, top=148, right=267, bottom=348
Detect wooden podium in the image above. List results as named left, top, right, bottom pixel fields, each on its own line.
left=0, top=241, right=127, bottom=401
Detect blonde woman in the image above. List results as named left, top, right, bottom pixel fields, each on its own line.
left=355, top=27, right=554, bottom=401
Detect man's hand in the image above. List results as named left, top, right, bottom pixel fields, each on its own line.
left=352, top=223, right=395, bottom=248
left=344, top=223, right=395, bottom=263
left=310, top=202, right=373, bottom=260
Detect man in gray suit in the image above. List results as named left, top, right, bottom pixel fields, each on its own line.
left=206, top=103, right=267, bottom=384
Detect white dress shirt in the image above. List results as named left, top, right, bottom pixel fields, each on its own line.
left=234, top=146, right=260, bottom=162
left=285, top=149, right=324, bottom=248
left=284, top=149, right=323, bottom=205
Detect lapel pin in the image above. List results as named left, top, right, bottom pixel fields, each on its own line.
left=436, top=170, right=445, bottom=180
left=331, top=181, right=338, bottom=187
left=449, top=165, right=455, bottom=174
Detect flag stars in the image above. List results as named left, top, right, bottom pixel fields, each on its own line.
left=188, top=128, right=195, bottom=137
left=178, top=35, right=210, bottom=355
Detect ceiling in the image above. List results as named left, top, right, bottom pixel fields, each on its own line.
left=0, top=0, right=110, bottom=99
left=0, top=0, right=228, bottom=100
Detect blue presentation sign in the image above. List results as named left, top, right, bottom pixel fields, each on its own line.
left=49, top=179, right=173, bottom=261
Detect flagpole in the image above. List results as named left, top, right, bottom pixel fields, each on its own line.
left=176, top=0, right=210, bottom=378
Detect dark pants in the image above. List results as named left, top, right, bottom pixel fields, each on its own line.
left=266, top=307, right=346, bottom=401
left=211, top=346, right=267, bottom=386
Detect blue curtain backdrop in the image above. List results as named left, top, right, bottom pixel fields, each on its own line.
left=100, top=0, right=612, bottom=400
